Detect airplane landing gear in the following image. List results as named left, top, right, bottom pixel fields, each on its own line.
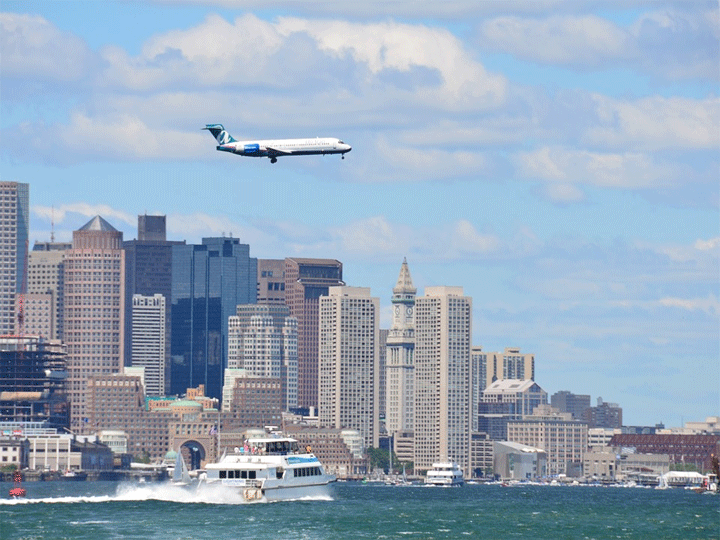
left=270, top=157, right=277, bottom=164
left=342, top=154, right=345, bottom=159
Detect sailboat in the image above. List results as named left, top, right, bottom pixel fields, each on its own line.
left=172, top=451, right=192, bottom=486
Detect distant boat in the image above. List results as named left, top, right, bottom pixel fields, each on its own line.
left=424, top=462, right=464, bottom=486
left=172, top=452, right=192, bottom=486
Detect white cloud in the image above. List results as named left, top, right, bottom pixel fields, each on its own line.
left=0, top=13, right=96, bottom=83
left=516, top=146, right=680, bottom=195
left=658, top=294, right=719, bottom=315
left=588, top=95, right=720, bottom=151
left=480, top=14, right=630, bottom=68
left=477, top=7, right=720, bottom=81
left=276, top=17, right=507, bottom=109
left=32, top=203, right=135, bottom=227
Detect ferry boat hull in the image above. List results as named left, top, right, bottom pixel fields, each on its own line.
left=203, top=435, right=335, bottom=503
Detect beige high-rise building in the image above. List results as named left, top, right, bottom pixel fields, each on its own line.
left=319, top=286, right=379, bottom=449
left=472, top=346, right=534, bottom=392
left=414, top=286, right=472, bottom=476
left=0, top=182, right=29, bottom=336
left=131, top=294, right=166, bottom=397
left=64, top=216, right=124, bottom=431
left=228, top=304, right=298, bottom=411
left=22, top=242, right=71, bottom=340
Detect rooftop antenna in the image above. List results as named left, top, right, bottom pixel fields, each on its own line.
left=50, top=205, right=55, bottom=243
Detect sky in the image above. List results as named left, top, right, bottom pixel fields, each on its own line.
left=1, top=0, right=718, bottom=427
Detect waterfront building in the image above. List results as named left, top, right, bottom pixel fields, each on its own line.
left=0, top=437, right=29, bottom=469
left=131, top=294, right=166, bottom=397
left=257, top=259, right=286, bottom=305
left=0, top=182, right=29, bottom=336
left=63, top=216, right=124, bottom=431
left=506, top=404, right=588, bottom=477
left=228, top=303, right=298, bottom=410
left=493, top=441, right=547, bottom=481
left=0, top=336, right=67, bottom=428
left=588, top=427, right=622, bottom=448
left=386, top=259, right=416, bottom=449
left=551, top=390, right=591, bottom=421
left=469, top=432, right=494, bottom=478
left=413, top=286, right=472, bottom=476
left=583, top=397, right=623, bottom=428
left=170, top=238, right=257, bottom=401
left=23, top=241, right=71, bottom=340
left=284, top=258, right=343, bottom=411
left=608, top=433, right=720, bottom=472
left=318, top=286, right=380, bottom=449
left=25, top=432, right=113, bottom=472
left=478, top=379, right=547, bottom=440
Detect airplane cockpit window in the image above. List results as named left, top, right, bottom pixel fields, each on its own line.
left=338, top=140, right=344, bottom=144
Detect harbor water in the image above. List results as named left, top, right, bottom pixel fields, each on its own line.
left=1, top=481, right=717, bottom=539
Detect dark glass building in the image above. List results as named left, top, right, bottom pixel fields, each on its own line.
left=170, top=238, right=257, bottom=401
left=124, top=215, right=185, bottom=393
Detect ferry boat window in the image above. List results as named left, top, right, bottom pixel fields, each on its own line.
left=219, top=470, right=226, bottom=479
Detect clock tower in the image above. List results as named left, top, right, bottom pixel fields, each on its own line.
left=386, top=258, right=416, bottom=443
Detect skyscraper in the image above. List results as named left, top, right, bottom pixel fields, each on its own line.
left=257, top=259, right=286, bottom=305
left=414, top=286, right=472, bottom=476
left=319, top=286, right=379, bottom=449
left=131, top=294, right=166, bottom=397
left=24, top=242, right=71, bottom=341
left=284, top=258, right=343, bottom=410
left=170, top=237, right=257, bottom=401
left=0, top=182, right=29, bottom=336
left=123, top=215, right=184, bottom=391
left=386, top=258, right=416, bottom=437
left=63, top=215, right=124, bottom=431
left=227, top=303, right=298, bottom=411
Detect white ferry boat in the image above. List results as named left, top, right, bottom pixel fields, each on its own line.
left=424, top=462, right=464, bottom=486
left=203, top=436, right=335, bottom=502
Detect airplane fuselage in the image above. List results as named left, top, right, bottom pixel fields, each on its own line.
left=218, top=138, right=351, bottom=158
left=204, top=124, right=351, bottom=163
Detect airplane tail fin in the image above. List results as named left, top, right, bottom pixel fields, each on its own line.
left=203, top=124, right=237, bottom=145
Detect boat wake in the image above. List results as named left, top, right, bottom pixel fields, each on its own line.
left=0, top=482, right=333, bottom=505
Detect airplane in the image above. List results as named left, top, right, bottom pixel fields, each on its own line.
left=203, top=124, right=351, bottom=164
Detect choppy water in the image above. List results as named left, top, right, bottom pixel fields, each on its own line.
left=1, top=481, right=717, bottom=539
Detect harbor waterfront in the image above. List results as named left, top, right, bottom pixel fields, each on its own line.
left=1, top=481, right=717, bottom=539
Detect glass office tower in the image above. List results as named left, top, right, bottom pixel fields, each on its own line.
left=170, top=238, right=256, bottom=401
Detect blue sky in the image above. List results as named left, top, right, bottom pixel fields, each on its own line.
left=1, top=0, right=718, bottom=426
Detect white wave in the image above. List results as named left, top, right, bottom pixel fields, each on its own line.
left=0, top=481, right=332, bottom=506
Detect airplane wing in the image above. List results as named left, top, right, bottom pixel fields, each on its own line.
left=265, top=146, right=293, bottom=156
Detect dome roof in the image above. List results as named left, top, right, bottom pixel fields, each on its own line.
left=170, top=400, right=202, bottom=409
left=165, top=450, right=178, bottom=460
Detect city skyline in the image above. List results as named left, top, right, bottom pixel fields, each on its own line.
left=1, top=1, right=717, bottom=427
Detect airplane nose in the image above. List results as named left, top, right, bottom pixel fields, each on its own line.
left=344, top=144, right=352, bottom=152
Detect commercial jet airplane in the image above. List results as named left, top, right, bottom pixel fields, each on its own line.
left=203, top=124, right=351, bottom=163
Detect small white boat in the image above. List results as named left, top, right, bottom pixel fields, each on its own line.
left=424, top=462, right=464, bottom=486
left=203, top=435, right=335, bottom=502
